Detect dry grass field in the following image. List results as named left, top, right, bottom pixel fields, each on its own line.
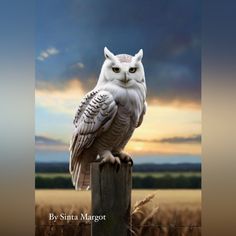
left=35, top=190, right=201, bottom=236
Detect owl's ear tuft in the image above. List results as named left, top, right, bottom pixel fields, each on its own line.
left=134, top=49, right=143, bottom=62
left=104, top=47, right=115, bottom=61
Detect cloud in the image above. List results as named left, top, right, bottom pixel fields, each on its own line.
left=35, top=82, right=201, bottom=155
left=35, top=135, right=66, bottom=145
left=35, top=79, right=86, bottom=115
left=132, top=135, right=201, bottom=144
left=73, top=62, right=84, bottom=69
left=35, top=0, right=201, bottom=156
left=159, top=135, right=201, bottom=144
left=37, top=47, right=59, bottom=61
left=35, top=135, right=68, bottom=151
left=36, top=0, right=201, bottom=107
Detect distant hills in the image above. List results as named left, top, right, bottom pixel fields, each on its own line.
left=35, top=162, right=201, bottom=173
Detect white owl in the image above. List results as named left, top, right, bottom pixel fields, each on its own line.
left=69, top=47, right=147, bottom=190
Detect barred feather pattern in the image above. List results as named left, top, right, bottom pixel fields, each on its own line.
left=69, top=90, right=118, bottom=189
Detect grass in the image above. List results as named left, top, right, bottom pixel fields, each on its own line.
left=35, top=190, right=201, bottom=235
left=36, top=189, right=201, bottom=206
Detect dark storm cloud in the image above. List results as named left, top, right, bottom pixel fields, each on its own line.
left=133, top=134, right=201, bottom=144
left=37, top=0, right=201, bottom=105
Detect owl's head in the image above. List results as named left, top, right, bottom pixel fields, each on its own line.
left=97, top=47, right=146, bottom=91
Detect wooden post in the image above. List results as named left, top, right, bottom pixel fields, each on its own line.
left=91, top=163, right=132, bottom=236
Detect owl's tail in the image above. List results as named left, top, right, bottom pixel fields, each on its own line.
left=71, top=161, right=91, bottom=190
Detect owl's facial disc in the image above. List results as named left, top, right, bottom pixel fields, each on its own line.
left=99, top=50, right=145, bottom=89
left=109, top=63, right=142, bottom=88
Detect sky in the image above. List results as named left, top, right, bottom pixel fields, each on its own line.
left=35, top=0, right=201, bottom=162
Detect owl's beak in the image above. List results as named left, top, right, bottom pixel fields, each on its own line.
left=121, top=72, right=130, bottom=84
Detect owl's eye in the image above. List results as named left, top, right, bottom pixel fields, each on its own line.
left=129, top=67, right=137, bottom=73
left=112, top=67, right=120, bottom=73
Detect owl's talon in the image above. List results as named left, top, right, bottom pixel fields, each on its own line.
left=128, top=159, right=133, bottom=166
left=115, top=152, right=133, bottom=166
left=115, top=163, right=120, bottom=172
left=114, top=157, right=121, bottom=172
left=115, top=162, right=121, bottom=172
left=99, top=151, right=121, bottom=171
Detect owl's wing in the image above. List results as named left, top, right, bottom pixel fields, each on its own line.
left=136, top=101, right=147, bottom=127
left=73, top=89, right=100, bottom=126
left=69, top=90, right=117, bottom=173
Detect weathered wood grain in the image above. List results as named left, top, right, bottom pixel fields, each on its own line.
left=91, top=163, right=132, bottom=236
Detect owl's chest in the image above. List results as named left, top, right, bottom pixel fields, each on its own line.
left=93, top=87, right=144, bottom=150
left=114, top=106, right=135, bottom=129
left=92, top=108, right=135, bottom=151
left=114, top=89, right=143, bottom=124
left=106, top=106, right=135, bottom=138
left=101, top=110, right=134, bottom=148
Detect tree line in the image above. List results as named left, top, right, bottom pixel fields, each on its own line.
left=36, top=162, right=201, bottom=173
left=35, top=175, right=201, bottom=189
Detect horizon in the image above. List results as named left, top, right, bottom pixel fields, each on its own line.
left=35, top=150, right=201, bottom=164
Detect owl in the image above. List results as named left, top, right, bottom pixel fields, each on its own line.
left=69, top=47, right=147, bottom=190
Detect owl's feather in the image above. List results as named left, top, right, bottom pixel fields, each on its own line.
left=69, top=90, right=117, bottom=189
left=136, top=101, right=147, bottom=128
